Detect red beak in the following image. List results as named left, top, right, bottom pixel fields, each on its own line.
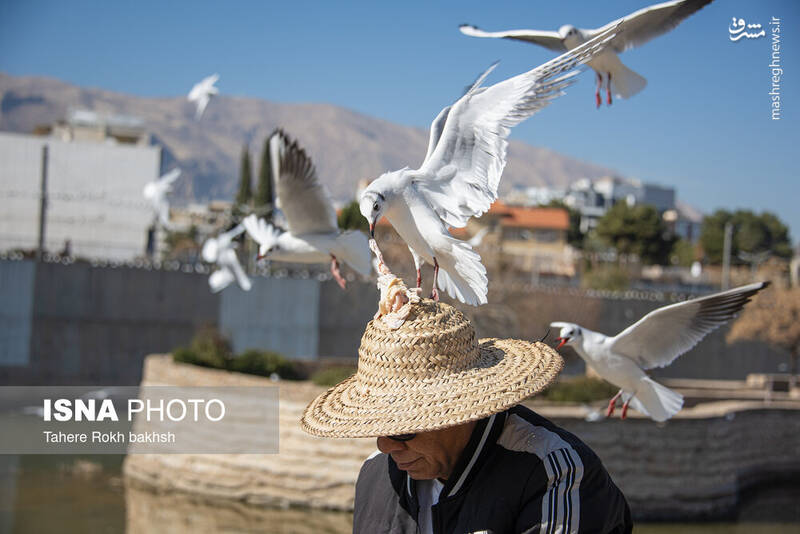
left=556, top=337, right=567, bottom=350
left=369, top=222, right=375, bottom=238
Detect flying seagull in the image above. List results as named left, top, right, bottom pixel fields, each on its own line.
left=242, top=130, right=371, bottom=289
left=187, top=73, right=220, bottom=120
left=360, top=24, right=618, bottom=306
left=551, top=281, right=768, bottom=422
left=460, top=0, right=713, bottom=107
left=142, top=168, right=181, bottom=229
left=201, top=224, right=251, bottom=293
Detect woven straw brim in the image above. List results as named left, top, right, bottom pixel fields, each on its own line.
left=301, top=338, right=563, bottom=438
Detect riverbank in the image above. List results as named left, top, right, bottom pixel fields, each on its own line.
left=123, top=355, right=800, bottom=521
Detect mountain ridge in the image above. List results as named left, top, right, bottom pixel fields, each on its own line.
left=0, top=72, right=621, bottom=205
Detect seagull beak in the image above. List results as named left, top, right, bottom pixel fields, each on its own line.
left=555, top=337, right=568, bottom=350
left=369, top=222, right=375, bottom=239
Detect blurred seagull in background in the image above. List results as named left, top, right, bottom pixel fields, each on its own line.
left=201, top=224, right=251, bottom=293
left=360, top=25, right=618, bottom=306
left=460, top=0, right=713, bottom=107
left=551, top=281, right=768, bottom=422
left=142, top=168, right=181, bottom=229
left=242, top=130, right=371, bottom=289
left=188, top=73, right=219, bottom=119
left=467, top=227, right=490, bottom=248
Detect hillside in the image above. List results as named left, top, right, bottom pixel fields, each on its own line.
left=0, top=72, right=620, bottom=204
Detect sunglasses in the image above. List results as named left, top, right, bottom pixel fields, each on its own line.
left=387, top=433, right=416, bottom=442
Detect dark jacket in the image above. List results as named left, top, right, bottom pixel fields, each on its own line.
left=354, top=405, right=632, bottom=534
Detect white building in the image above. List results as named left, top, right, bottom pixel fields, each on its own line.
left=0, top=130, right=160, bottom=260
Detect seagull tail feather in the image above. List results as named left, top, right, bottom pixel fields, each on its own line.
left=335, top=231, right=372, bottom=277
left=435, top=240, right=488, bottom=306
left=609, top=63, right=647, bottom=99
left=627, top=377, right=683, bottom=422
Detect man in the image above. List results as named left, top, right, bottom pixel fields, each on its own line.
left=302, top=277, right=632, bottom=533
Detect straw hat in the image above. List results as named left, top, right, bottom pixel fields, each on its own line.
left=301, top=298, right=563, bottom=438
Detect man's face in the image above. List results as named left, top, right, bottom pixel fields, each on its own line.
left=376, top=421, right=476, bottom=481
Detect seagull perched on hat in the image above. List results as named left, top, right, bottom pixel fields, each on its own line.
left=359, top=24, right=619, bottom=306
left=243, top=130, right=371, bottom=289
left=551, top=281, right=768, bottom=422
left=460, top=0, right=713, bottom=107
left=188, top=73, right=219, bottom=120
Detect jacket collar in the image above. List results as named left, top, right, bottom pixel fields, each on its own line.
left=403, top=410, right=508, bottom=502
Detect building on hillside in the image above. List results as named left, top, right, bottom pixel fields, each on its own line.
left=505, top=176, right=702, bottom=243
left=35, top=109, right=151, bottom=146
left=0, top=130, right=160, bottom=260
left=467, top=202, right=575, bottom=278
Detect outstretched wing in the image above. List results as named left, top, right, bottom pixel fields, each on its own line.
left=423, top=62, right=500, bottom=166
left=459, top=24, right=567, bottom=52
left=242, top=214, right=280, bottom=248
left=416, top=24, right=618, bottom=228
left=158, top=168, right=181, bottom=188
left=589, top=0, right=713, bottom=53
left=610, top=282, right=768, bottom=369
left=270, top=130, right=338, bottom=236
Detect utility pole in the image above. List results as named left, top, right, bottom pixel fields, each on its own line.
left=36, top=145, right=49, bottom=261
left=721, top=221, right=733, bottom=290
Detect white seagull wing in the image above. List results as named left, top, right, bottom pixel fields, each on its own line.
left=158, top=168, right=181, bottom=189
left=423, top=62, right=500, bottom=166
left=459, top=24, right=567, bottom=52
left=242, top=214, right=279, bottom=248
left=589, top=0, right=713, bottom=54
left=270, top=130, right=338, bottom=236
left=416, top=24, right=618, bottom=228
left=610, top=282, right=768, bottom=370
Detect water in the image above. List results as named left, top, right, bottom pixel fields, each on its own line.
left=1, top=455, right=798, bottom=533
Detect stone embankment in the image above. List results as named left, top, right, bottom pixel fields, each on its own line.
left=124, top=355, right=800, bottom=521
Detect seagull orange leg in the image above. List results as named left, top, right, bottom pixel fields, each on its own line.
left=416, top=268, right=422, bottom=289
left=606, top=389, right=622, bottom=417
left=621, top=397, right=631, bottom=420
left=606, top=72, right=613, bottom=106
left=330, top=255, right=346, bottom=289
left=430, top=257, right=440, bottom=301
left=595, top=72, right=602, bottom=108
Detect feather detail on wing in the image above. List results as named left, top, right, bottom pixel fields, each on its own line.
left=459, top=24, right=567, bottom=52
left=422, top=62, right=500, bottom=167
left=416, top=23, right=619, bottom=228
left=610, top=282, right=769, bottom=370
left=270, top=129, right=338, bottom=235
left=590, top=0, right=713, bottom=53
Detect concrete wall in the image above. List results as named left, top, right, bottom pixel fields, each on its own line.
left=220, top=277, right=321, bottom=358
left=0, top=259, right=786, bottom=385
left=0, top=131, right=160, bottom=260
left=0, top=260, right=35, bottom=366
left=1, top=260, right=217, bottom=385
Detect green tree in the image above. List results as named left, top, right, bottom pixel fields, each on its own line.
left=254, top=135, right=274, bottom=217
left=544, top=199, right=584, bottom=249
left=670, top=238, right=696, bottom=267
left=338, top=200, right=369, bottom=232
left=700, top=209, right=792, bottom=264
left=236, top=145, right=253, bottom=209
left=595, top=202, right=674, bottom=265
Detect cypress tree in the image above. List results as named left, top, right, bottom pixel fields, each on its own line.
left=255, top=136, right=274, bottom=217
left=236, top=145, right=253, bottom=208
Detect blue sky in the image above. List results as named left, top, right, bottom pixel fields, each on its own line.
left=1, top=0, right=798, bottom=243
